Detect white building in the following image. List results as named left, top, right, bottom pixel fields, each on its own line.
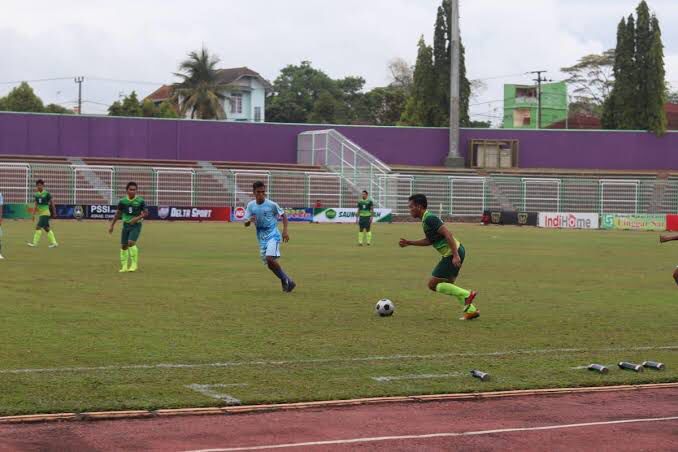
left=146, top=67, right=272, bottom=122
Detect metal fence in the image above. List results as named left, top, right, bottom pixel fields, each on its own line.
left=0, top=161, right=676, bottom=216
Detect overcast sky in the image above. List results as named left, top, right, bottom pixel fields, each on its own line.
left=1, top=0, right=676, bottom=124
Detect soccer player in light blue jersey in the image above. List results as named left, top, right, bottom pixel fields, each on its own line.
left=244, top=181, right=296, bottom=292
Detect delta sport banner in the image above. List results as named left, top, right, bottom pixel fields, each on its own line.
left=313, top=208, right=393, bottom=223
left=600, top=214, right=666, bottom=231
left=231, top=207, right=313, bottom=222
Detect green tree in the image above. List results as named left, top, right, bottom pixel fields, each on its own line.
left=363, top=86, right=408, bottom=126
left=157, top=100, right=179, bottom=118
left=44, top=104, right=72, bottom=114
left=400, top=37, right=439, bottom=126
left=108, top=92, right=143, bottom=117
left=603, top=16, right=637, bottom=129
left=172, top=46, right=230, bottom=120
left=603, top=2, right=667, bottom=134
left=308, top=91, right=340, bottom=124
left=141, top=99, right=158, bottom=117
left=267, top=61, right=338, bottom=123
left=645, top=14, right=667, bottom=135
left=0, top=82, right=44, bottom=112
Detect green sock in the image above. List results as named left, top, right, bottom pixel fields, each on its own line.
left=47, top=230, right=57, bottom=245
left=367, top=232, right=372, bottom=244
left=120, top=249, right=129, bottom=269
left=435, top=282, right=471, bottom=306
left=33, top=230, right=42, bottom=244
left=358, top=232, right=363, bottom=244
left=129, top=245, right=139, bottom=267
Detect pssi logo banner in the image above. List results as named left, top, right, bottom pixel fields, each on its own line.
left=538, top=212, right=599, bottom=229
left=86, top=204, right=117, bottom=220
left=600, top=214, right=666, bottom=231
left=313, top=208, right=393, bottom=223
left=148, top=206, right=231, bottom=221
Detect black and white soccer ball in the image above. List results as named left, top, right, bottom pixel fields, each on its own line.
left=375, top=299, right=395, bottom=317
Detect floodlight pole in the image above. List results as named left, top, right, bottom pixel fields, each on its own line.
left=445, top=0, right=465, bottom=167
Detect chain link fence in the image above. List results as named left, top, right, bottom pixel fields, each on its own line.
left=0, top=161, right=675, bottom=216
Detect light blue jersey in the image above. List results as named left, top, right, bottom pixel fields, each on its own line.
left=245, top=198, right=284, bottom=244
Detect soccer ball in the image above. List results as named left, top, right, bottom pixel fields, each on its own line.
left=375, top=299, right=395, bottom=317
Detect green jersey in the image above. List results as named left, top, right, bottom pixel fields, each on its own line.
left=117, top=196, right=146, bottom=223
left=422, top=211, right=460, bottom=257
left=357, top=199, right=374, bottom=217
left=34, top=190, right=52, bottom=216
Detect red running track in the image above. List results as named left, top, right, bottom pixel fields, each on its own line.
left=1, top=387, right=677, bottom=451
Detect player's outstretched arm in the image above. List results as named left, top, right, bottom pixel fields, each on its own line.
left=282, top=214, right=290, bottom=242
left=660, top=233, right=678, bottom=243
left=399, top=237, right=431, bottom=247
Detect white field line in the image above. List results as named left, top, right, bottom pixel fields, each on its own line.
left=372, top=373, right=462, bottom=382
left=185, top=384, right=247, bottom=406
left=1, top=345, right=676, bottom=375
left=185, top=416, right=678, bottom=452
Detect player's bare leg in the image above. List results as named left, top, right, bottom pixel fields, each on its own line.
left=659, top=233, right=678, bottom=243
left=673, top=268, right=678, bottom=286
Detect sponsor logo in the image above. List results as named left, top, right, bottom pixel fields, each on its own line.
left=158, top=207, right=170, bottom=219
left=325, top=209, right=337, bottom=219
left=168, top=207, right=214, bottom=219
left=89, top=205, right=114, bottom=214
left=491, top=211, right=502, bottom=224
left=74, top=205, right=84, bottom=220
left=234, top=207, right=246, bottom=220
left=518, top=212, right=528, bottom=225
left=540, top=213, right=597, bottom=229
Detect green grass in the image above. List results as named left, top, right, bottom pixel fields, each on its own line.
left=0, top=220, right=676, bottom=415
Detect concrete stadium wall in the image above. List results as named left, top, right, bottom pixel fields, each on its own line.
left=1, top=112, right=677, bottom=170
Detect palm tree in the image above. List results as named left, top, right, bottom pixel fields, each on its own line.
left=172, top=47, right=231, bottom=120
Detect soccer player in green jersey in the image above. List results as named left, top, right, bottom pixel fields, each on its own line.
left=357, top=190, right=374, bottom=246
left=109, top=182, right=147, bottom=273
left=659, top=233, right=678, bottom=285
left=399, top=194, right=479, bottom=320
left=27, top=180, right=58, bottom=248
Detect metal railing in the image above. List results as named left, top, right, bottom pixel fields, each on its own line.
left=0, top=161, right=674, bottom=216
left=297, top=129, right=391, bottom=207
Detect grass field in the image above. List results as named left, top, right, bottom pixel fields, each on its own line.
left=0, top=219, right=676, bottom=416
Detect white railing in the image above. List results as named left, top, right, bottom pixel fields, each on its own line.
left=298, top=129, right=391, bottom=207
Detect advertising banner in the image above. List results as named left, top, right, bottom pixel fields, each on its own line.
left=151, top=206, right=231, bottom=221
left=600, top=214, right=666, bottom=231
left=538, top=212, right=599, bottom=229
left=85, top=204, right=117, bottom=220
left=483, top=210, right=538, bottom=226
left=1, top=204, right=32, bottom=219
left=667, top=215, right=678, bottom=232
left=313, top=208, right=393, bottom=223
left=230, top=207, right=313, bottom=222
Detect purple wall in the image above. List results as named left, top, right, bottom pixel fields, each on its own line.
left=1, top=112, right=677, bottom=170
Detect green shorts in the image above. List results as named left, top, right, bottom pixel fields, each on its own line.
left=36, top=215, right=51, bottom=229
left=121, top=222, right=142, bottom=245
left=432, top=244, right=466, bottom=280
left=358, top=216, right=372, bottom=231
